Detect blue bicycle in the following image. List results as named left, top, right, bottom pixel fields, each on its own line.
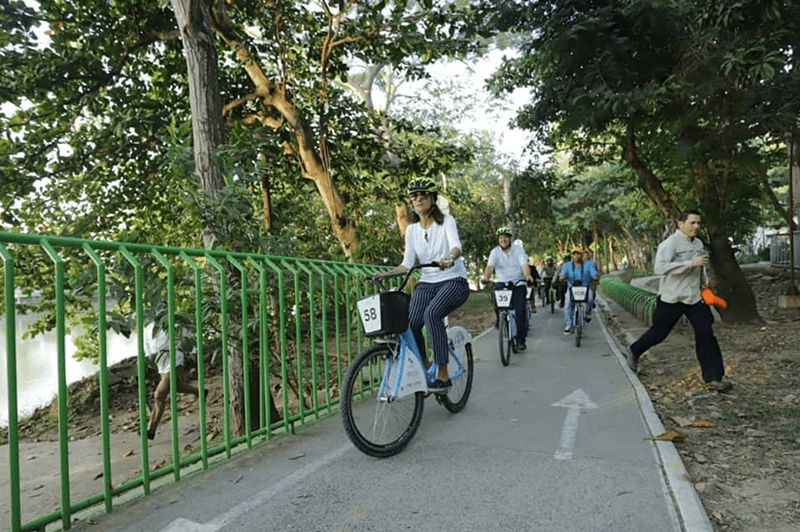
left=484, top=280, right=529, bottom=366
left=341, top=263, right=474, bottom=457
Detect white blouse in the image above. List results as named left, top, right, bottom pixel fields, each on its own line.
left=401, top=214, right=468, bottom=283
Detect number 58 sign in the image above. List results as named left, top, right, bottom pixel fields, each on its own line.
left=357, top=295, right=383, bottom=334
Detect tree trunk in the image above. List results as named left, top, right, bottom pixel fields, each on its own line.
left=210, top=13, right=359, bottom=257
left=170, top=0, right=247, bottom=435
left=622, top=121, right=680, bottom=221
left=692, top=160, right=760, bottom=322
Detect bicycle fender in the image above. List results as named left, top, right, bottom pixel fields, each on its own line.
left=447, top=325, right=472, bottom=355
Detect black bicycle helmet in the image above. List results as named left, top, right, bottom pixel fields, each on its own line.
left=407, top=178, right=438, bottom=196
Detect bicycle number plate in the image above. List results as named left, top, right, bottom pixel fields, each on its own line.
left=494, top=289, right=513, bottom=308
left=357, top=295, right=382, bottom=334
left=571, top=286, right=589, bottom=302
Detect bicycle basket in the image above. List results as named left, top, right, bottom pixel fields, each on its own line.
left=357, top=291, right=410, bottom=336
left=493, top=289, right=514, bottom=309
left=570, top=286, right=589, bottom=303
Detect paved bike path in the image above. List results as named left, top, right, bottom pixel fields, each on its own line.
left=82, top=298, right=711, bottom=532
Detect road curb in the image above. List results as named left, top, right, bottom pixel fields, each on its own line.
left=595, top=294, right=716, bottom=532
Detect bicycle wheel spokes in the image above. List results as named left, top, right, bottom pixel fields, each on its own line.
left=341, top=343, right=424, bottom=457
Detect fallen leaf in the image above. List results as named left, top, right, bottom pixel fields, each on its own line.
left=645, top=429, right=688, bottom=442
left=689, top=419, right=715, bottom=428
left=671, top=416, right=694, bottom=427
left=123, top=449, right=135, bottom=458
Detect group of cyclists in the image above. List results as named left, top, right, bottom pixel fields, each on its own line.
left=378, top=178, right=601, bottom=390
left=480, top=228, right=600, bottom=349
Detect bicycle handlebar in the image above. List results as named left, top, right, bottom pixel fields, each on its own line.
left=367, top=262, right=439, bottom=292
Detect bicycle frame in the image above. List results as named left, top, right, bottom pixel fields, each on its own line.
left=359, top=264, right=471, bottom=400
left=376, top=328, right=469, bottom=401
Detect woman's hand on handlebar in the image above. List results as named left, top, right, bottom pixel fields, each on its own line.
left=437, top=254, right=455, bottom=270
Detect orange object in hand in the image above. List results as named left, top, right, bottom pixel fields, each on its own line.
left=701, top=288, right=727, bottom=309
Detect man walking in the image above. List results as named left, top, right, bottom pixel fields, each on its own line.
left=626, top=209, right=732, bottom=392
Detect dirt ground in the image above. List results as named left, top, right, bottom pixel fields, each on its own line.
left=601, top=265, right=800, bottom=532
left=3, top=265, right=800, bottom=531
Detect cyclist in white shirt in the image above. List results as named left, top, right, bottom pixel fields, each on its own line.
left=480, top=226, right=535, bottom=350
left=374, top=178, right=469, bottom=391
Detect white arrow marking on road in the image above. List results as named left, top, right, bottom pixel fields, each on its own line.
left=552, top=389, right=598, bottom=460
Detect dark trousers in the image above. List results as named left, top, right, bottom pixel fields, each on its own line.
left=492, top=282, right=528, bottom=340
left=631, top=297, right=725, bottom=383
left=408, top=277, right=470, bottom=366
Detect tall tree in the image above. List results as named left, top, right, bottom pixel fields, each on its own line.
left=478, top=0, right=800, bottom=322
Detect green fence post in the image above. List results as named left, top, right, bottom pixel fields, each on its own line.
left=0, top=243, right=21, bottom=532
left=280, top=259, right=305, bottom=426
left=261, top=257, right=290, bottom=433
left=227, top=256, right=253, bottom=448
left=246, top=257, right=272, bottom=438
left=152, top=250, right=182, bottom=481
left=39, top=239, right=72, bottom=530
left=309, top=261, right=332, bottom=413
left=82, top=244, right=114, bottom=512
left=204, top=253, right=233, bottom=458
left=118, top=246, right=152, bottom=494
left=295, top=260, right=319, bottom=420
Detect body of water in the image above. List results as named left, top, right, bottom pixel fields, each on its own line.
left=0, top=313, right=138, bottom=427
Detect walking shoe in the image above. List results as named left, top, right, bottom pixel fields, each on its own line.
left=564, top=327, right=571, bottom=335
left=585, top=316, right=591, bottom=323
left=705, top=380, right=732, bottom=393
left=428, top=379, right=452, bottom=394
left=516, top=340, right=527, bottom=351
left=625, top=345, right=638, bottom=372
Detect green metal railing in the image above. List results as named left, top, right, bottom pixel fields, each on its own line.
left=0, top=231, right=396, bottom=532
left=599, top=277, right=657, bottom=326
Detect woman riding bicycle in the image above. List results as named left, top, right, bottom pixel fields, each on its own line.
left=373, top=178, right=469, bottom=391
left=481, top=226, right=535, bottom=350
left=557, top=247, right=599, bottom=334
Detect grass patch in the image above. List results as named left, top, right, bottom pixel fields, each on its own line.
left=748, top=403, right=800, bottom=421
left=720, top=411, right=741, bottom=426
left=460, top=289, right=494, bottom=313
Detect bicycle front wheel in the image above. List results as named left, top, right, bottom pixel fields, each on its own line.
left=499, top=312, right=511, bottom=366
left=340, top=343, right=425, bottom=458
left=440, top=343, right=474, bottom=413
left=575, top=304, right=583, bottom=347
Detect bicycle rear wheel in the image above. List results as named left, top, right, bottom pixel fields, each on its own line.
left=499, top=312, right=511, bottom=366
left=439, top=343, right=474, bottom=413
left=340, top=343, right=424, bottom=458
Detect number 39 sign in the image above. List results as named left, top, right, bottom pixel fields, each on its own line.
left=494, top=289, right=513, bottom=309
left=357, top=294, right=383, bottom=334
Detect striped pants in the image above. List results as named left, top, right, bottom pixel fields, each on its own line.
left=407, top=277, right=470, bottom=366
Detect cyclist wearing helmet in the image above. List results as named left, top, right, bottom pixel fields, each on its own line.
left=374, top=178, right=469, bottom=391
left=480, top=226, right=534, bottom=350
